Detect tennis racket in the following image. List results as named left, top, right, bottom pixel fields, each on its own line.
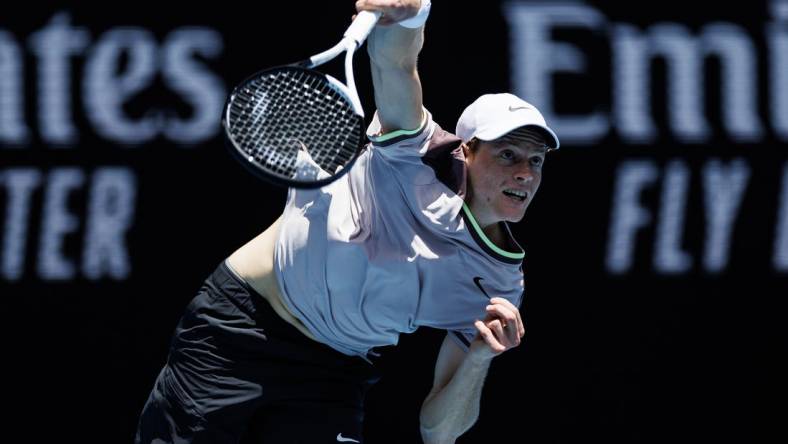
left=222, top=11, right=382, bottom=188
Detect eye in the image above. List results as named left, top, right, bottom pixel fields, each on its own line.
left=530, top=156, right=544, bottom=167
left=499, top=149, right=515, bottom=161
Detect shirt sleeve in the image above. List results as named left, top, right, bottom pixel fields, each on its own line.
left=365, top=107, right=435, bottom=155
left=447, top=329, right=475, bottom=353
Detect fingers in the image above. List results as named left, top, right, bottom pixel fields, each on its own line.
left=473, top=295, right=527, bottom=357
left=488, top=297, right=525, bottom=338
left=355, top=0, right=420, bottom=26
left=487, top=318, right=506, bottom=343
left=357, top=0, right=417, bottom=9
left=485, top=305, right=524, bottom=348
left=352, top=12, right=394, bottom=27
left=354, top=1, right=381, bottom=16
left=354, top=2, right=394, bottom=25
left=483, top=313, right=519, bottom=350
left=474, top=320, right=505, bottom=354
left=356, top=0, right=389, bottom=14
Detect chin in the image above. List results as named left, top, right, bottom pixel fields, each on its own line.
left=500, top=208, right=527, bottom=223
left=506, top=213, right=526, bottom=223
left=498, top=201, right=529, bottom=222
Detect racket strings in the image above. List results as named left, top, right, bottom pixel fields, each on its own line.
left=227, top=68, right=364, bottom=180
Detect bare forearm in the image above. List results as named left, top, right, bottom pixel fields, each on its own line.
left=367, top=24, right=425, bottom=131
left=367, top=17, right=424, bottom=69
left=420, top=352, right=491, bottom=444
left=355, top=0, right=427, bottom=130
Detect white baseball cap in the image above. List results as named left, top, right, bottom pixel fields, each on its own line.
left=455, top=93, right=560, bottom=150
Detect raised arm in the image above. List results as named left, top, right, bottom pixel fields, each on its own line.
left=355, top=0, right=427, bottom=133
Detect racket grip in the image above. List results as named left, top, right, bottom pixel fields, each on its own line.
left=344, top=10, right=382, bottom=46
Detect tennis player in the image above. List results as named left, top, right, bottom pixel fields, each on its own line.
left=135, top=1, right=559, bottom=442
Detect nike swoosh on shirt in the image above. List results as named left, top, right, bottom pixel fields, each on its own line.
left=337, top=433, right=361, bottom=443
left=473, top=276, right=491, bottom=299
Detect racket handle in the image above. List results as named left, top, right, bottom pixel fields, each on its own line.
left=344, top=10, right=382, bottom=46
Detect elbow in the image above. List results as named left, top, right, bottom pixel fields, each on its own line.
left=419, top=409, right=477, bottom=444
left=419, top=425, right=456, bottom=444
left=419, top=403, right=458, bottom=444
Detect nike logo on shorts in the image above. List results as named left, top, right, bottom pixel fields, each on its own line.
left=337, top=433, right=360, bottom=443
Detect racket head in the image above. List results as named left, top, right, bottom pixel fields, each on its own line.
left=222, top=65, right=366, bottom=189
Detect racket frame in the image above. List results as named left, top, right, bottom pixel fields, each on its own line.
left=222, top=11, right=381, bottom=189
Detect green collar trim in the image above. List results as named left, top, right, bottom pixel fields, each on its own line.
left=462, top=202, right=525, bottom=260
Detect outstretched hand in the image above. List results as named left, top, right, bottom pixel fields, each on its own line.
left=470, top=297, right=525, bottom=361
left=354, top=0, right=423, bottom=26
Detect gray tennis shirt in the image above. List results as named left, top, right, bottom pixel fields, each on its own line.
left=274, top=109, right=525, bottom=358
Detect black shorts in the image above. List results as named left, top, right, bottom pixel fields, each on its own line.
left=135, top=260, right=381, bottom=443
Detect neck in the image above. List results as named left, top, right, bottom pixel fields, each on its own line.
left=465, top=201, right=507, bottom=248
left=482, top=221, right=506, bottom=248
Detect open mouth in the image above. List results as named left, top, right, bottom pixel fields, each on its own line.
left=502, top=189, right=528, bottom=202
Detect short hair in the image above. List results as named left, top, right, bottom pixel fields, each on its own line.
left=467, top=127, right=549, bottom=153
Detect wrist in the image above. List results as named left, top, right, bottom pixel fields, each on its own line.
left=467, top=344, right=495, bottom=366
left=397, top=0, right=431, bottom=28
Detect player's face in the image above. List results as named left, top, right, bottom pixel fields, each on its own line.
left=464, top=138, right=546, bottom=226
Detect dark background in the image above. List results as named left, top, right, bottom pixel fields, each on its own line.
left=1, top=1, right=785, bottom=442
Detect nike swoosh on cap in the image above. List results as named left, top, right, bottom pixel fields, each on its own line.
left=508, top=105, right=529, bottom=112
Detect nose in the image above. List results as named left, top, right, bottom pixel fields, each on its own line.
left=514, top=164, right=535, bottom=184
